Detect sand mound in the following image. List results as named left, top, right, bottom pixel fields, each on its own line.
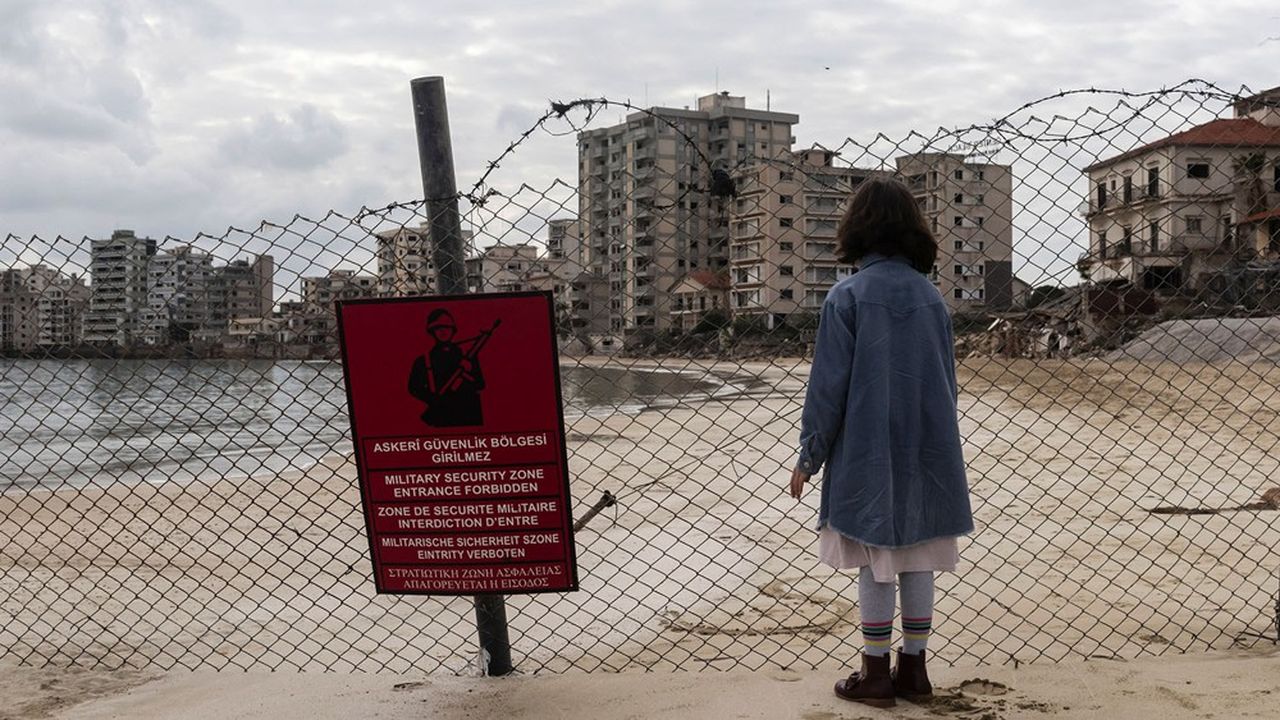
left=1108, top=316, right=1280, bottom=363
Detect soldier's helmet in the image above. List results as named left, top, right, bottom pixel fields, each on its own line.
left=427, top=309, right=457, bottom=333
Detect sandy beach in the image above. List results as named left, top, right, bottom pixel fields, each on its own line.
left=1, top=356, right=1277, bottom=676
left=3, top=646, right=1278, bottom=719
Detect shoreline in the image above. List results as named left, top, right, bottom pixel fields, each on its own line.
left=0, top=356, right=1277, bottom=674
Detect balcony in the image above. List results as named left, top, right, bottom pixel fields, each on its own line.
left=1080, top=188, right=1163, bottom=216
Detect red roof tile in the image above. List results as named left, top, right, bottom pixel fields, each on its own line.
left=1240, top=207, right=1280, bottom=224
left=1084, top=118, right=1280, bottom=172
left=671, top=270, right=730, bottom=292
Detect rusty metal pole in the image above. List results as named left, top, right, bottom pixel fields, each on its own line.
left=410, top=76, right=512, bottom=677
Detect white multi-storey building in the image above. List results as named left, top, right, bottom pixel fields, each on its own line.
left=1079, top=87, right=1280, bottom=291
left=578, top=91, right=798, bottom=341
left=727, top=148, right=883, bottom=327
left=897, top=153, right=1015, bottom=311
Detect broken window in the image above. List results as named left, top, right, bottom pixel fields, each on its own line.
left=1186, top=162, right=1210, bottom=179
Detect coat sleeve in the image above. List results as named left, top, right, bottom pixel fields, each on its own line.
left=796, top=293, right=856, bottom=475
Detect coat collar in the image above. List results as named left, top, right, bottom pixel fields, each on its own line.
left=858, top=252, right=911, bottom=270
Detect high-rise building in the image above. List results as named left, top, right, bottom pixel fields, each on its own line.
left=140, top=245, right=215, bottom=345
left=465, top=243, right=543, bottom=293
left=897, top=153, right=1015, bottom=310
left=202, top=255, right=275, bottom=341
left=85, top=229, right=157, bottom=346
left=577, top=91, right=798, bottom=341
left=0, top=265, right=91, bottom=351
left=376, top=223, right=475, bottom=297
left=727, top=148, right=884, bottom=326
left=546, top=218, right=582, bottom=270
left=301, top=269, right=378, bottom=343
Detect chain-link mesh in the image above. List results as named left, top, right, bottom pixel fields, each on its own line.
left=2, top=79, right=1279, bottom=674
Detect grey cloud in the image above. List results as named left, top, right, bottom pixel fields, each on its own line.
left=0, top=0, right=44, bottom=65
left=219, top=104, right=350, bottom=172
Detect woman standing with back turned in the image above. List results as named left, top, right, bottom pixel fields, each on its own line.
left=788, top=177, right=974, bottom=708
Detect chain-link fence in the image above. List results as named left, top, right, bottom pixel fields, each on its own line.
left=2, top=79, right=1279, bottom=674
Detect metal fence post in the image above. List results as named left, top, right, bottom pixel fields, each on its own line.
left=410, top=75, right=513, bottom=677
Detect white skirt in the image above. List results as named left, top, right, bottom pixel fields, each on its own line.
left=818, top=526, right=959, bottom=583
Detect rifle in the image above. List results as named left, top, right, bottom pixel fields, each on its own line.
left=438, top=319, right=501, bottom=393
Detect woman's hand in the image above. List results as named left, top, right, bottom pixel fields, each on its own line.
left=789, top=467, right=811, bottom=499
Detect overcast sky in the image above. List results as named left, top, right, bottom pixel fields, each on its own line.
left=0, top=0, right=1276, bottom=287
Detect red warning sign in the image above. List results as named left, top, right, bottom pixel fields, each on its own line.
left=336, top=291, right=578, bottom=595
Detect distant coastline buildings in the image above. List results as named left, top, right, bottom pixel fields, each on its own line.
left=7, top=84, right=1278, bottom=356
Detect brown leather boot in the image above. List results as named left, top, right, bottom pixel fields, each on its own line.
left=834, top=653, right=896, bottom=708
left=892, top=648, right=933, bottom=701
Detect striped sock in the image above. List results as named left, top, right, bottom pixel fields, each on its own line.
left=858, top=568, right=896, bottom=658
left=899, top=571, right=935, bottom=655
left=862, top=619, right=894, bottom=656
left=902, top=616, right=932, bottom=654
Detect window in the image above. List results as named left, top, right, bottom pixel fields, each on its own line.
left=780, top=265, right=794, bottom=277
left=733, top=265, right=761, bottom=284
left=1274, top=164, right=1280, bottom=193
left=1186, top=162, right=1210, bottom=179
left=931, top=265, right=939, bottom=281
left=953, top=216, right=963, bottom=227
left=954, top=264, right=964, bottom=276
left=953, top=288, right=963, bottom=299
left=978, top=240, right=985, bottom=251
left=929, top=171, right=938, bottom=186
left=808, top=219, right=837, bottom=234
left=779, top=195, right=792, bottom=204
left=781, top=289, right=794, bottom=300
left=954, top=169, right=964, bottom=180
left=779, top=241, right=793, bottom=252
left=1147, top=166, right=1160, bottom=197
left=806, top=266, right=838, bottom=283
left=1096, top=182, right=1108, bottom=210
left=1120, top=227, right=1132, bottom=255
left=954, top=193, right=964, bottom=204
left=976, top=194, right=985, bottom=204
left=779, top=171, right=794, bottom=181
left=932, top=218, right=939, bottom=232
left=976, top=170, right=985, bottom=181
left=976, top=217, right=985, bottom=227
left=1099, top=230, right=1109, bottom=259
left=954, top=240, right=964, bottom=251
left=1149, top=221, right=1159, bottom=252
left=1123, top=175, right=1133, bottom=203
left=1187, top=216, right=1203, bottom=233
left=779, top=218, right=793, bottom=228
